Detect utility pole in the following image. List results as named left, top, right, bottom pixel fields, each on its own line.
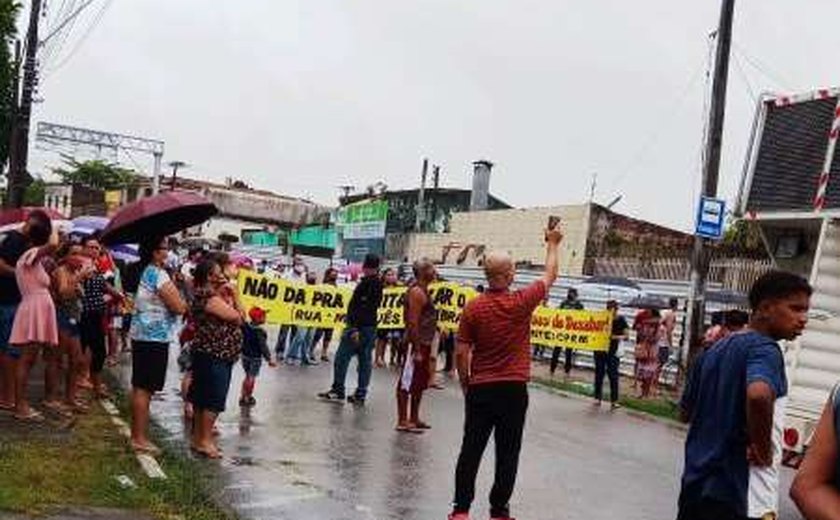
left=151, top=152, right=162, bottom=194
left=6, top=0, right=43, bottom=208
left=684, top=0, right=736, bottom=369
left=416, top=157, right=428, bottom=232
left=4, top=40, right=20, bottom=207
left=430, top=164, right=440, bottom=230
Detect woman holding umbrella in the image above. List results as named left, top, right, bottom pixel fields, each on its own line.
left=129, top=237, right=187, bottom=454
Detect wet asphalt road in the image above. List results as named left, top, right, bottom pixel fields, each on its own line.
left=124, top=350, right=804, bottom=520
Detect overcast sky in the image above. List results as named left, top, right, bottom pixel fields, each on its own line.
left=25, top=0, right=840, bottom=231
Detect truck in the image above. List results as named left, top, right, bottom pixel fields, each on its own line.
left=737, top=86, right=840, bottom=465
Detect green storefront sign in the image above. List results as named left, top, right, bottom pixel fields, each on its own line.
left=337, top=199, right=388, bottom=239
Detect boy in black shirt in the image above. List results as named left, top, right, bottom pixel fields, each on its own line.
left=594, top=300, right=629, bottom=408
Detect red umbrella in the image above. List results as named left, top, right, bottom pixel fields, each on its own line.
left=0, top=207, right=69, bottom=233
left=0, top=206, right=65, bottom=226
left=101, top=191, right=218, bottom=245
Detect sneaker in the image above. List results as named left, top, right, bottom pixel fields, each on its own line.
left=346, top=395, right=366, bottom=406
left=317, top=390, right=345, bottom=402
left=490, top=517, right=515, bottom=520
left=248, top=396, right=257, bottom=406
left=239, top=397, right=250, bottom=407
left=448, top=513, right=470, bottom=520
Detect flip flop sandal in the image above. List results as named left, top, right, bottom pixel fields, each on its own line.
left=395, top=424, right=425, bottom=434
left=42, top=402, right=73, bottom=418
left=191, top=446, right=222, bottom=459
left=132, top=443, right=162, bottom=456
left=414, top=422, right=432, bottom=430
left=0, top=402, right=15, bottom=412
left=14, top=410, right=45, bottom=423
left=70, top=402, right=90, bottom=414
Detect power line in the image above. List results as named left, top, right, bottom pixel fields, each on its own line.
left=39, top=0, right=79, bottom=69
left=605, top=58, right=707, bottom=192
left=43, top=0, right=113, bottom=78
left=40, top=0, right=95, bottom=47
left=691, top=31, right=717, bottom=215
left=731, top=51, right=757, bottom=103
left=733, top=42, right=793, bottom=91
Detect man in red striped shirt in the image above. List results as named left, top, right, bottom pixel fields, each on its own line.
left=448, top=223, right=563, bottom=520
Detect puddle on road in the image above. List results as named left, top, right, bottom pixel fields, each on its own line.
left=229, top=456, right=258, bottom=467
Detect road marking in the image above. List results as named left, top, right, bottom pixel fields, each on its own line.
left=136, top=453, right=168, bottom=480
left=223, top=482, right=255, bottom=491
left=101, top=399, right=169, bottom=480
left=100, top=399, right=119, bottom=416
left=234, top=491, right=324, bottom=509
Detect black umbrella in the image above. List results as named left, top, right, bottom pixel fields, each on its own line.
left=627, top=295, right=670, bottom=310
left=101, top=191, right=218, bottom=245
left=581, top=275, right=643, bottom=290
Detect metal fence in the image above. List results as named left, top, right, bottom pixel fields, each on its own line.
left=592, top=257, right=772, bottom=293
left=430, top=265, right=745, bottom=389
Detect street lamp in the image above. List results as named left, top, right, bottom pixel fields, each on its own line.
left=167, top=161, right=188, bottom=191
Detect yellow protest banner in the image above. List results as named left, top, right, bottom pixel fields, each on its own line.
left=238, top=272, right=352, bottom=329
left=378, top=287, right=407, bottom=329
left=239, top=272, right=612, bottom=347
left=530, top=307, right=613, bottom=351
left=429, top=282, right=478, bottom=331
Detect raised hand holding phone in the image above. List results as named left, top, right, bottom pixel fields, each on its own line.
left=545, top=215, right=564, bottom=245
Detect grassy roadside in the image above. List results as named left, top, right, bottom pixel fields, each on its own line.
left=0, top=384, right=233, bottom=519
left=532, top=376, right=682, bottom=423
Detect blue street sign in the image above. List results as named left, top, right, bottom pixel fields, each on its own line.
left=695, top=196, right=726, bottom=240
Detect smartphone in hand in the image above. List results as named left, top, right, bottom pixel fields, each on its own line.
left=546, top=215, right=562, bottom=244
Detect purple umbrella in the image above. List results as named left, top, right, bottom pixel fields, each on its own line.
left=109, top=243, right=139, bottom=263
left=71, top=215, right=110, bottom=236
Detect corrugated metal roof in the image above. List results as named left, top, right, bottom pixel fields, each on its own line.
left=747, top=97, right=836, bottom=212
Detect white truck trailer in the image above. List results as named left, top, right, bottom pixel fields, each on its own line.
left=737, top=87, right=840, bottom=465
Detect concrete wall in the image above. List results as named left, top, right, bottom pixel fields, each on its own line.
left=192, top=216, right=266, bottom=242
left=44, top=184, right=105, bottom=218
left=396, top=204, right=591, bottom=275
left=205, top=188, right=324, bottom=226
left=44, top=185, right=73, bottom=217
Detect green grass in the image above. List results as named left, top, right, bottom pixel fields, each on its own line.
left=532, top=376, right=682, bottom=422
left=0, top=388, right=234, bottom=520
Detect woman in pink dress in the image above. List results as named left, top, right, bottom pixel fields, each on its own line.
left=9, top=211, right=59, bottom=421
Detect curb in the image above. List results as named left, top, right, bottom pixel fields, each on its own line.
left=99, top=398, right=168, bottom=480
left=529, top=380, right=688, bottom=432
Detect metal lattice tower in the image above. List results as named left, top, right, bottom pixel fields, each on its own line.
left=35, top=122, right=166, bottom=193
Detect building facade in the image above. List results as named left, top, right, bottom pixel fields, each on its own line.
left=394, top=203, right=693, bottom=276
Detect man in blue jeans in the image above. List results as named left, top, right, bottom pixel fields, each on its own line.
left=318, top=254, right=383, bottom=405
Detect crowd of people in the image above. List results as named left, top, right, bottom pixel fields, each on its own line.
left=5, top=210, right=840, bottom=519
left=0, top=211, right=127, bottom=422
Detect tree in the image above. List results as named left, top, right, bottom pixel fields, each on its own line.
left=721, top=217, right=766, bottom=256
left=0, top=0, right=19, bottom=173
left=22, top=176, right=44, bottom=205
left=53, top=158, right=138, bottom=190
